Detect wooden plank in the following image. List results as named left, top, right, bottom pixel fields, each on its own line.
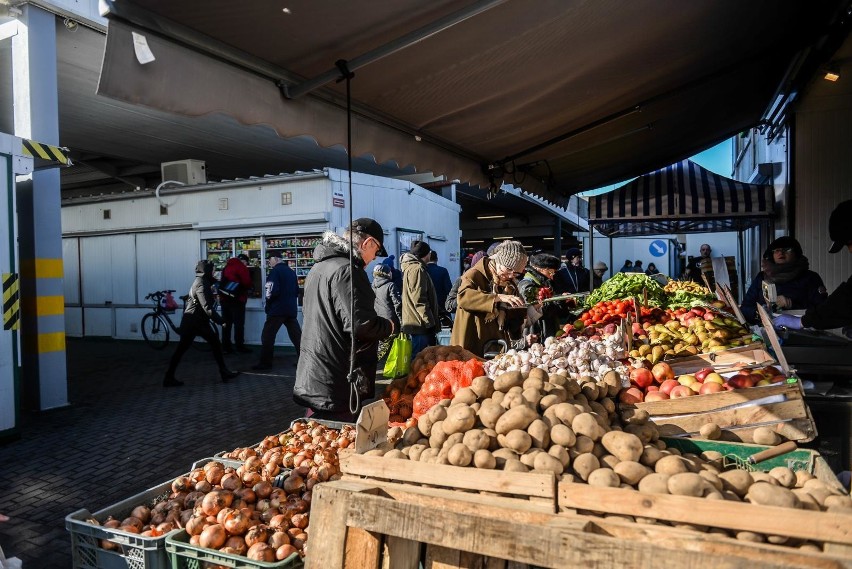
left=650, top=399, right=810, bottom=433
left=382, top=535, right=420, bottom=569
left=344, top=526, right=382, bottom=569
left=341, top=452, right=555, bottom=499
left=814, top=456, right=846, bottom=493
left=665, top=418, right=816, bottom=444
left=558, top=481, right=852, bottom=545
left=757, top=303, right=791, bottom=374
left=667, top=344, right=777, bottom=375
left=306, top=480, right=381, bottom=569
left=425, top=544, right=461, bottom=568
left=635, top=381, right=798, bottom=415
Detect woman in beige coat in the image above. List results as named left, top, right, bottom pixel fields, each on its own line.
left=450, top=241, right=528, bottom=355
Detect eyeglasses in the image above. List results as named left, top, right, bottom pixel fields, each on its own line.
left=772, top=247, right=794, bottom=254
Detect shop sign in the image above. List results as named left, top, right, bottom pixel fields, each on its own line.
left=355, top=400, right=390, bottom=453
left=332, top=186, right=345, bottom=208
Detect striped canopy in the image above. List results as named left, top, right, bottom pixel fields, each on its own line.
left=589, top=160, right=774, bottom=237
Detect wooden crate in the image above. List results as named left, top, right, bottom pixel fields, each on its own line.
left=629, top=380, right=817, bottom=443
left=307, top=478, right=852, bottom=569
left=666, top=343, right=776, bottom=375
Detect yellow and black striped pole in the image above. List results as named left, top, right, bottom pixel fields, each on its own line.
left=21, top=139, right=70, bottom=166
left=3, top=273, right=20, bottom=331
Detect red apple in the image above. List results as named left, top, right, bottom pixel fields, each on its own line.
left=619, top=387, right=645, bottom=404
left=748, top=373, right=765, bottom=385
left=769, top=375, right=787, bottom=384
left=670, top=385, right=694, bottom=398
left=762, top=365, right=782, bottom=376
left=659, top=379, right=680, bottom=395
left=699, top=382, right=724, bottom=395
left=651, top=362, right=675, bottom=384
left=694, top=367, right=714, bottom=382
left=644, top=391, right=670, bottom=402
left=646, top=385, right=660, bottom=392
left=630, top=367, right=655, bottom=389
left=727, top=375, right=755, bottom=389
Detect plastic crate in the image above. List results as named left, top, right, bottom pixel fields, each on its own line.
left=436, top=327, right=452, bottom=346
left=66, top=459, right=240, bottom=569
left=165, top=530, right=302, bottom=569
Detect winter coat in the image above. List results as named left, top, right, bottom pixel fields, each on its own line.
left=802, top=273, right=852, bottom=330
left=373, top=270, right=402, bottom=328
left=401, top=253, right=440, bottom=335
left=294, top=231, right=393, bottom=413
left=450, top=256, right=520, bottom=356
left=425, top=262, right=453, bottom=314
left=265, top=262, right=299, bottom=318
left=554, top=265, right=590, bottom=293
left=445, top=276, right=462, bottom=314
left=518, top=268, right=566, bottom=339
left=741, top=269, right=828, bottom=324
left=181, top=260, right=224, bottom=331
left=221, top=257, right=253, bottom=303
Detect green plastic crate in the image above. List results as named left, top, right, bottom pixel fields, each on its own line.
left=165, top=530, right=302, bottom=569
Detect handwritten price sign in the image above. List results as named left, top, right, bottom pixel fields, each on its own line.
left=355, top=400, right=390, bottom=454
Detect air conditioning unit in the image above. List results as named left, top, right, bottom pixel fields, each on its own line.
left=161, top=159, right=207, bottom=186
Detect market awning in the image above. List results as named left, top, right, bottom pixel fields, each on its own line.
left=588, top=160, right=774, bottom=237
left=96, top=0, right=849, bottom=205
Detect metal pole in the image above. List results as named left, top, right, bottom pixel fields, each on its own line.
left=737, top=230, right=745, bottom=304
left=554, top=217, right=562, bottom=255
left=589, top=223, right=595, bottom=294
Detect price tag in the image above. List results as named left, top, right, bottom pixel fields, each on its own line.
left=355, top=400, right=390, bottom=454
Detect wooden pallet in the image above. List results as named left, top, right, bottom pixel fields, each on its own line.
left=307, top=478, right=852, bottom=569
left=630, top=380, right=817, bottom=443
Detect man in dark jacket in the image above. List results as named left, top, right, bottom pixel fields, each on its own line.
left=425, top=251, right=453, bottom=318
left=554, top=248, right=590, bottom=293
left=294, top=219, right=394, bottom=421
left=220, top=254, right=253, bottom=353
left=164, top=260, right=240, bottom=386
left=373, top=263, right=402, bottom=360
left=252, top=254, right=302, bottom=370
left=401, top=241, right=441, bottom=357
left=518, top=253, right=565, bottom=339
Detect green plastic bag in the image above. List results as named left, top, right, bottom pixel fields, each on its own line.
left=383, top=334, right=412, bottom=379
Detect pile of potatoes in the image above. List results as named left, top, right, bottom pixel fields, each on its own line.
left=371, top=367, right=851, bottom=551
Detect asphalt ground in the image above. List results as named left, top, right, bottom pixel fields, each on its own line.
left=0, top=337, right=347, bottom=569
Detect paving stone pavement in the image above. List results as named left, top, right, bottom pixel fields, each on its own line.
left=0, top=337, right=322, bottom=568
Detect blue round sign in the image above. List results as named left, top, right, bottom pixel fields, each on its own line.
left=649, top=239, right=667, bottom=257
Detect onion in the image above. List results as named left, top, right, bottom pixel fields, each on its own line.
left=171, top=476, right=193, bottom=493
left=292, top=422, right=305, bottom=433
left=290, top=513, right=309, bottom=529
left=282, top=474, right=305, bottom=493
left=216, top=507, right=235, bottom=525
left=255, top=499, right=270, bottom=513
left=264, top=462, right=280, bottom=478
left=277, top=544, right=298, bottom=560
left=245, top=525, right=272, bottom=547
left=119, top=525, right=140, bottom=534
left=201, top=491, right=228, bottom=517
left=245, top=456, right=263, bottom=472
left=194, top=480, right=213, bottom=493
left=121, top=517, right=144, bottom=531
left=253, top=481, right=273, bottom=500
left=268, top=531, right=290, bottom=549
left=199, top=524, right=227, bottom=549
left=185, top=514, right=208, bottom=536
left=184, top=491, right=206, bottom=510
left=205, top=466, right=225, bottom=485
left=269, top=514, right=290, bottom=531
left=223, top=511, right=250, bottom=536
left=156, top=522, right=176, bottom=533
left=189, top=534, right=201, bottom=546
left=247, top=542, right=276, bottom=561
left=291, top=532, right=308, bottom=550
left=242, top=471, right=262, bottom=486
left=130, top=506, right=151, bottom=523
left=235, top=488, right=256, bottom=503
left=220, top=473, right=243, bottom=492
left=302, top=490, right=312, bottom=504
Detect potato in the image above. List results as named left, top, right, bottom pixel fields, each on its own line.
left=523, top=377, right=545, bottom=391
left=599, top=454, right=620, bottom=470
left=667, top=473, right=706, bottom=497
left=452, top=387, right=477, bottom=406
left=473, top=449, right=496, bottom=469
left=581, top=382, right=600, bottom=402
left=383, top=449, right=407, bottom=459
left=823, top=495, right=852, bottom=509
left=500, top=391, right=526, bottom=410
left=439, top=398, right=452, bottom=407
left=699, top=423, right=721, bottom=440
left=752, top=427, right=782, bottom=446
left=736, top=531, right=765, bottom=543
left=698, top=470, right=723, bottom=492
left=624, top=423, right=658, bottom=445
left=503, top=459, right=529, bottom=472
left=638, top=473, right=671, bottom=494
left=750, top=472, right=778, bottom=486
left=794, top=470, right=815, bottom=487
left=550, top=424, right=577, bottom=448
left=442, top=432, right=465, bottom=449
left=599, top=397, right=616, bottom=416
left=602, top=370, right=622, bottom=397
left=621, top=408, right=649, bottom=425
left=429, top=421, right=449, bottom=448
left=419, top=448, right=439, bottom=463
left=654, top=455, right=689, bottom=475
left=528, top=367, right=548, bottom=383
left=491, top=447, right=518, bottom=466
left=493, top=371, right=524, bottom=392
left=614, top=461, right=652, bottom=486
left=533, top=452, right=564, bottom=475
left=765, top=467, right=796, bottom=489
left=402, top=426, right=422, bottom=446
left=477, top=400, right=505, bottom=430
left=429, top=405, right=448, bottom=423
left=600, top=431, right=643, bottom=462
left=491, top=391, right=505, bottom=406
left=588, top=468, right=621, bottom=488
left=700, top=450, right=724, bottom=464
left=417, top=414, right=434, bottom=437
left=572, top=413, right=606, bottom=441
left=573, top=435, right=595, bottom=454
left=807, top=488, right=832, bottom=507
left=550, top=402, right=581, bottom=426
left=718, top=470, right=753, bottom=497
left=442, top=405, right=477, bottom=435
left=470, top=376, right=494, bottom=399
left=792, top=489, right=820, bottom=511
left=588, top=402, right=609, bottom=423
left=572, top=453, right=600, bottom=481
left=639, top=445, right=664, bottom=467
left=499, top=429, right=532, bottom=453
left=527, top=419, right=550, bottom=449
left=747, top=482, right=800, bottom=509
left=548, top=445, right=571, bottom=468
left=448, top=443, right=473, bottom=467
left=408, top=444, right=427, bottom=462
left=495, top=406, right=538, bottom=435
left=520, top=448, right=544, bottom=468
left=539, top=394, right=562, bottom=410
left=462, top=429, right=491, bottom=452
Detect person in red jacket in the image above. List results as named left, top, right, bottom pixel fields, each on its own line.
left=220, top=254, right=253, bottom=353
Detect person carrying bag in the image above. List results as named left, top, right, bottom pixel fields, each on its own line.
left=383, top=333, right=412, bottom=379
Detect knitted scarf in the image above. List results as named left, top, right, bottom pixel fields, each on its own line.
left=761, top=255, right=809, bottom=285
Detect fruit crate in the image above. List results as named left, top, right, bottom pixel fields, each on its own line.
left=66, top=458, right=240, bottom=569
left=165, top=530, right=301, bottom=569
left=308, top=478, right=851, bottom=569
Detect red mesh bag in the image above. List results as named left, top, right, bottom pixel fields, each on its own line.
left=412, top=359, right=486, bottom=418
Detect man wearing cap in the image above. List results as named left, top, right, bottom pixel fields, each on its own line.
left=554, top=247, right=590, bottom=293
left=294, top=218, right=394, bottom=421
left=220, top=253, right=253, bottom=353
left=401, top=241, right=441, bottom=357
left=252, top=254, right=302, bottom=371
left=592, top=261, right=608, bottom=289
left=774, top=200, right=852, bottom=334
left=451, top=240, right=528, bottom=355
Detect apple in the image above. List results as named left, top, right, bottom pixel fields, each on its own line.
left=769, top=375, right=787, bottom=384
left=644, top=391, right=670, bottom=402
left=762, top=365, right=782, bottom=376
left=694, top=368, right=714, bottom=382
left=728, top=375, right=755, bottom=389
left=677, top=375, right=697, bottom=387
left=659, top=379, right=680, bottom=395
left=651, top=362, right=675, bottom=384
left=619, top=387, right=645, bottom=404
left=756, top=379, right=771, bottom=386
left=670, top=385, right=694, bottom=398
left=699, top=382, right=724, bottom=394
left=646, top=385, right=660, bottom=392
left=703, top=372, right=725, bottom=385
left=632, top=322, right=643, bottom=335
left=748, top=373, right=765, bottom=385
left=630, top=367, right=655, bottom=389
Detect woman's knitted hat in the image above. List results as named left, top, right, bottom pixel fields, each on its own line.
left=491, top=240, right=528, bottom=272
left=410, top=240, right=431, bottom=259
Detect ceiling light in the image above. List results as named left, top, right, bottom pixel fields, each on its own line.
left=493, top=236, right=512, bottom=240
left=466, top=240, right=484, bottom=243
left=282, top=7, right=292, bottom=14
left=543, top=237, right=555, bottom=240
left=476, top=214, right=505, bottom=220
left=824, top=63, right=840, bottom=82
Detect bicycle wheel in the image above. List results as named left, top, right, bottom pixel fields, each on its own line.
left=141, top=313, right=170, bottom=349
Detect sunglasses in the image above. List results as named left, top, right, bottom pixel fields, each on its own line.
left=772, top=247, right=794, bottom=254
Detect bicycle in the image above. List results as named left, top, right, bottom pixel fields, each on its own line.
left=141, top=290, right=214, bottom=351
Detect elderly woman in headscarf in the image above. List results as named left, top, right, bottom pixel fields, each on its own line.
left=740, top=236, right=828, bottom=324
left=451, top=240, right=531, bottom=355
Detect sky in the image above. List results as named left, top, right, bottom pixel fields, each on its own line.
left=577, top=138, right=734, bottom=197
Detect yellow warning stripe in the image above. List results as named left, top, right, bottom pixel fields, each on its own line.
left=20, top=258, right=63, bottom=279
left=37, top=331, right=65, bottom=353
left=35, top=295, right=65, bottom=317
left=3, top=273, right=20, bottom=331
left=21, top=139, right=69, bottom=165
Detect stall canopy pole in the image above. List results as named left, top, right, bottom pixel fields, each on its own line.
left=589, top=223, right=595, bottom=294
left=737, top=230, right=746, bottom=304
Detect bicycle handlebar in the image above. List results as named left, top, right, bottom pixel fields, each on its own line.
left=145, top=289, right=176, bottom=300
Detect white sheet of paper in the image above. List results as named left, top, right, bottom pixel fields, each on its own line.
left=132, top=32, right=156, bottom=65
left=355, top=400, right=390, bottom=454
left=710, top=256, right=730, bottom=288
